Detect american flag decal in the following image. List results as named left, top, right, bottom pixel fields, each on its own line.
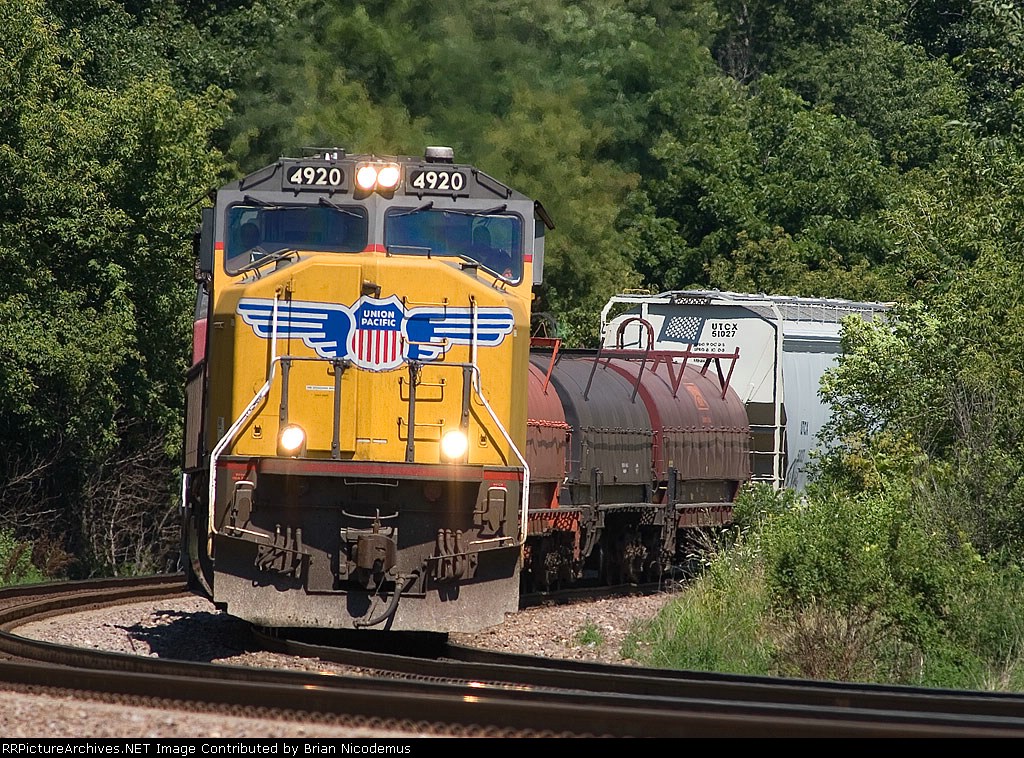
left=661, top=314, right=705, bottom=344
left=354, top=325, right=402, bottom=366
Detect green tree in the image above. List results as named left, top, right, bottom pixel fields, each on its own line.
left=628, top=78, right=899, bottom=298
left=907, top=0, right=1024, bottom=137
left=818, top=261, right=1024, bottom=559
left=0, top=0, right=226, bottom=574
left=45, top=0, right=299, bottom=94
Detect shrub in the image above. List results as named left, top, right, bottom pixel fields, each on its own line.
left=0, top=530, right=47, bottom=586
left=623, top=537, right=776, bottom=675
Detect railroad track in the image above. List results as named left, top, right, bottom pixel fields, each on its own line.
left=519, top=580, right=666, bottom=609
left=1, top=575, right=1024, bottom=737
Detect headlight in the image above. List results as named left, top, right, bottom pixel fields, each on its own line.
left=355, top=165, right=378, bottom=191
left=376, top=164, right=401, bottom=189
left=279, top=424, right=306, bottom=455
left=440, top=429, right=468, bottom=460
left=354, top=162, right=401, bottom=193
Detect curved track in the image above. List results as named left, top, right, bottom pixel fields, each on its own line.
left=2, top=575, right=1024, bottom=737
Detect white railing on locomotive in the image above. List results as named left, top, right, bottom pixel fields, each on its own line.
left=206, top=294, right=530, bottom=546
left=208, top=292, right=286, bottom=538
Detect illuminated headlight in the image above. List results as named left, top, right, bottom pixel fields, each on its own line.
left=278, top=424, right=306, bottom=455
left=355, top=165, right=379, bottom=191
left=440, top=430, right=468, bottom=460
left=376, top=164, right=401, bottom=189
left=355, top=162, right=401, bottom=193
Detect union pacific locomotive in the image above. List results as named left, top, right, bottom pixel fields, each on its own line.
left=181, top=147, right=751, bottom=633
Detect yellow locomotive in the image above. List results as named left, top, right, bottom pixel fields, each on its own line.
left=182, top=147, right=552, bottom=632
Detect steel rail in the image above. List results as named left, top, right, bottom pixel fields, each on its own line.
left=258, top=628, right=1024, bottom=728
left=1, top=576, right=1024, bottom=738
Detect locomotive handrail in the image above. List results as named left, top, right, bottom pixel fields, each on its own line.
left=405, top=337, right=449, bottom=347
left=402, top=297, right=449, bottom=307
left=468, top=360, right=530, bottom=546
left=392, top=354, right=530, bottom=546
left=207, top=290, right=285, bottom=538
left=398, top=418, right=446, bottom=429
left=397, top=328, right=532, bottom=544
left=206, top=290, right=530, bottom=548
left=470, top=296, right=529, bottom=545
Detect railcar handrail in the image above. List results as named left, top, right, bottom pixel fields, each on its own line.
left=584, top=316, right=741, bottom=401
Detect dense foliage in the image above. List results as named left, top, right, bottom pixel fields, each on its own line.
left=3, top=1, right=1024, bottom=689
left=625, top=483, right=1024, bottom=689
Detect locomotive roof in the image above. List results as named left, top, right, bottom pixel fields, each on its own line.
left=225, top=146, right=545, bottom=212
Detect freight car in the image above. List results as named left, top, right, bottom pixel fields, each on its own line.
left=180, top=146, right=751, bottom=634
left=521, top=331, right=751, bottom=593
left=600, top=290, right=891, bottom=491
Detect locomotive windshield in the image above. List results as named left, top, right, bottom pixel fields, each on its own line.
left=225, top=203, right=369, bottom=271
left=385, top=206, right=523, bottom=282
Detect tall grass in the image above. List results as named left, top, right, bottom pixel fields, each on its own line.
left=0, top=529, right=46, bottom=586
left=622, top=541, right=776, bottom=675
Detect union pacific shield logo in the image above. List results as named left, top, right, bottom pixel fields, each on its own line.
left=237, top=295, right=515, bottom=373
left=348, top=296, right=404, bottom=371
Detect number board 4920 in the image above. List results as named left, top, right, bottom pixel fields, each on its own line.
left=283, top=163, right=347, bottom=192
left=406, top=168, right=470, bottom=196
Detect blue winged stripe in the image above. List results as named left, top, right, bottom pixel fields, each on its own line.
left=237, top=298, right=514, bottom=364
left=404, top=307, right=514, bottom=362
left=406, top=308, right=515, bottom=346
left=237, top=298, right=352, bottom=359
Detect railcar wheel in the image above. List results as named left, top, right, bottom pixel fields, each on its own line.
left=598, top=539, right=624, bottom=586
